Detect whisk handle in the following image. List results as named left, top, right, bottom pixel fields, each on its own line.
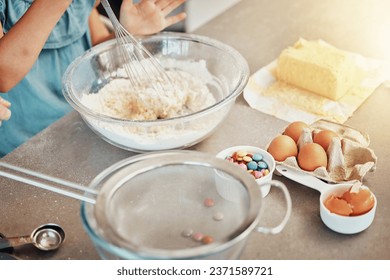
left=101, top=0, right=118, bottom=23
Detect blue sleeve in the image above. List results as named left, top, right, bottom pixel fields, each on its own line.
left=0, top=0, right=5, bottom=27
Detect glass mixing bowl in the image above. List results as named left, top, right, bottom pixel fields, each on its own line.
left=62, top=32, right=249, bottom=152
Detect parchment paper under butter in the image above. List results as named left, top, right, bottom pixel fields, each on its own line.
left=244, top=51, right=390, bottom=124
left=273, top=119, right=377, bottom=183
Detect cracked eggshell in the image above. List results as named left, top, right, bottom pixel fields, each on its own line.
left=320, top=183, right=377, bottom=234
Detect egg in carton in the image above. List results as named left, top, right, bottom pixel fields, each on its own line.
left=275, top=119, right=377, bottom=183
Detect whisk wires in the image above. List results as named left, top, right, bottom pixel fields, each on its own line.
left=101, top=0, right=175, bottom=100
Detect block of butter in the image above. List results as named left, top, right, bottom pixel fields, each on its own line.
left=276, top=38, right=359, bottom=101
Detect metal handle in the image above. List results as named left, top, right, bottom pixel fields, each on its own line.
left=255, top=180, right=292, bottom=235
left=101, top=0, right=119, bottom=26
left=0, top=162, right=97, bottom=204
left=0, top=235, right=31, bottom=250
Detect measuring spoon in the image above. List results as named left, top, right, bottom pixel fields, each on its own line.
left=276, top=165, right=377, bottom=234
left=0, top=223, right=65, bottom=251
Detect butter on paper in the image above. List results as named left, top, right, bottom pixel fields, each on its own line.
left=243, top=40, right=390, bottom=124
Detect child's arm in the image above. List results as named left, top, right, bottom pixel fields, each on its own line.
left=0, top=96, right=11, bottom=125
left=0, top=0, right=72, bottom=92
left=89, top=6, right=113, bottom=46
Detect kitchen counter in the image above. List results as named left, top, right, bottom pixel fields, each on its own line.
left=1, top=0, right=390, bottom=260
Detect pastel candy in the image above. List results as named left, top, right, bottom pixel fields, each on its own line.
left=258, top=161, right=268, bottom=169
left=224, top=149, right=270, bottom=180
left=252, top=153, right=263, bottom=161
left=247, top=161, right=258, bottom=170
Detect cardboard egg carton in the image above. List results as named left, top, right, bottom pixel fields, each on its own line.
left=277, top=119, right=377, bottom=183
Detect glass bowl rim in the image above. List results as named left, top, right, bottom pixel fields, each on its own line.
left=62, top=32, right=250, bottom=126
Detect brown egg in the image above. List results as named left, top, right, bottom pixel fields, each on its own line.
left=283, top=121, right=310, bottom=143
left=324, top=195, right=353, bottom=216
left=267, top=135, right=298, bottom=162
left=313, top=129, right=339, bottom=151
left=297, top=143, right=327, bottom=171
left=341, top=187, right=375, bottom=216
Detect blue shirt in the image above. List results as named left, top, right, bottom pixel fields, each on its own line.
left=0, top=0, right=95, bottom=156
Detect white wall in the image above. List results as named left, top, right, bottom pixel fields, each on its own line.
left=185, top=0, right=241, bottom=32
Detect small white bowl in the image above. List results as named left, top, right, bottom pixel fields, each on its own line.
left=319, top=184, right=377, bottom=234
left=216, top=145, right=276, bottom=198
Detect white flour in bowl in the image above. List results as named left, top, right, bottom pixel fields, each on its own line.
left=81, top=61, right=216, bottom=121
left=79, top=59, right=227, bottom=151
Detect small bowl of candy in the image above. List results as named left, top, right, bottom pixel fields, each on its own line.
left=216, top=145, right=276, bottom=198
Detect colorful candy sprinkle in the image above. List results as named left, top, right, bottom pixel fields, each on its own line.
left=203, top=198, right=215, bottom=207
left=238, top=163, right=247, bottom=170
left=253, top=170, right=262, bottom=179
left=252, top=153, right=263, bottom=161
left=213, top=212, right=224, bottom=221
left=192, top=232, right=204, bottom=242
left=237, top=150, right=247, bottom=157
left=247, top=161, right=258, bottom=170
left=202, top=235, right=214, bottom=244
left=242, top=156, right=252, bottom=162
left=225, top=150, right=270, bottom=180
left=258, top=161, right=268, bottom=169
left=181, top=228, right=193, bottom=238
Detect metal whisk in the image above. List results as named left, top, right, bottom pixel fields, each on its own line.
left=100, top=0, right=174, bottom=97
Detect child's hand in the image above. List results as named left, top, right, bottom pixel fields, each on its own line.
left=0, top=97, right=11, bottom=126
left=119, top=0, right=186, bottom=35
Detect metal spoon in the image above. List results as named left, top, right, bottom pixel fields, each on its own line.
left=0, top=223, right=65, bottom=251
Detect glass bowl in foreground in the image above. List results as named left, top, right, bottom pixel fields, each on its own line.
left=81, top=151, right=262, bottom=260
